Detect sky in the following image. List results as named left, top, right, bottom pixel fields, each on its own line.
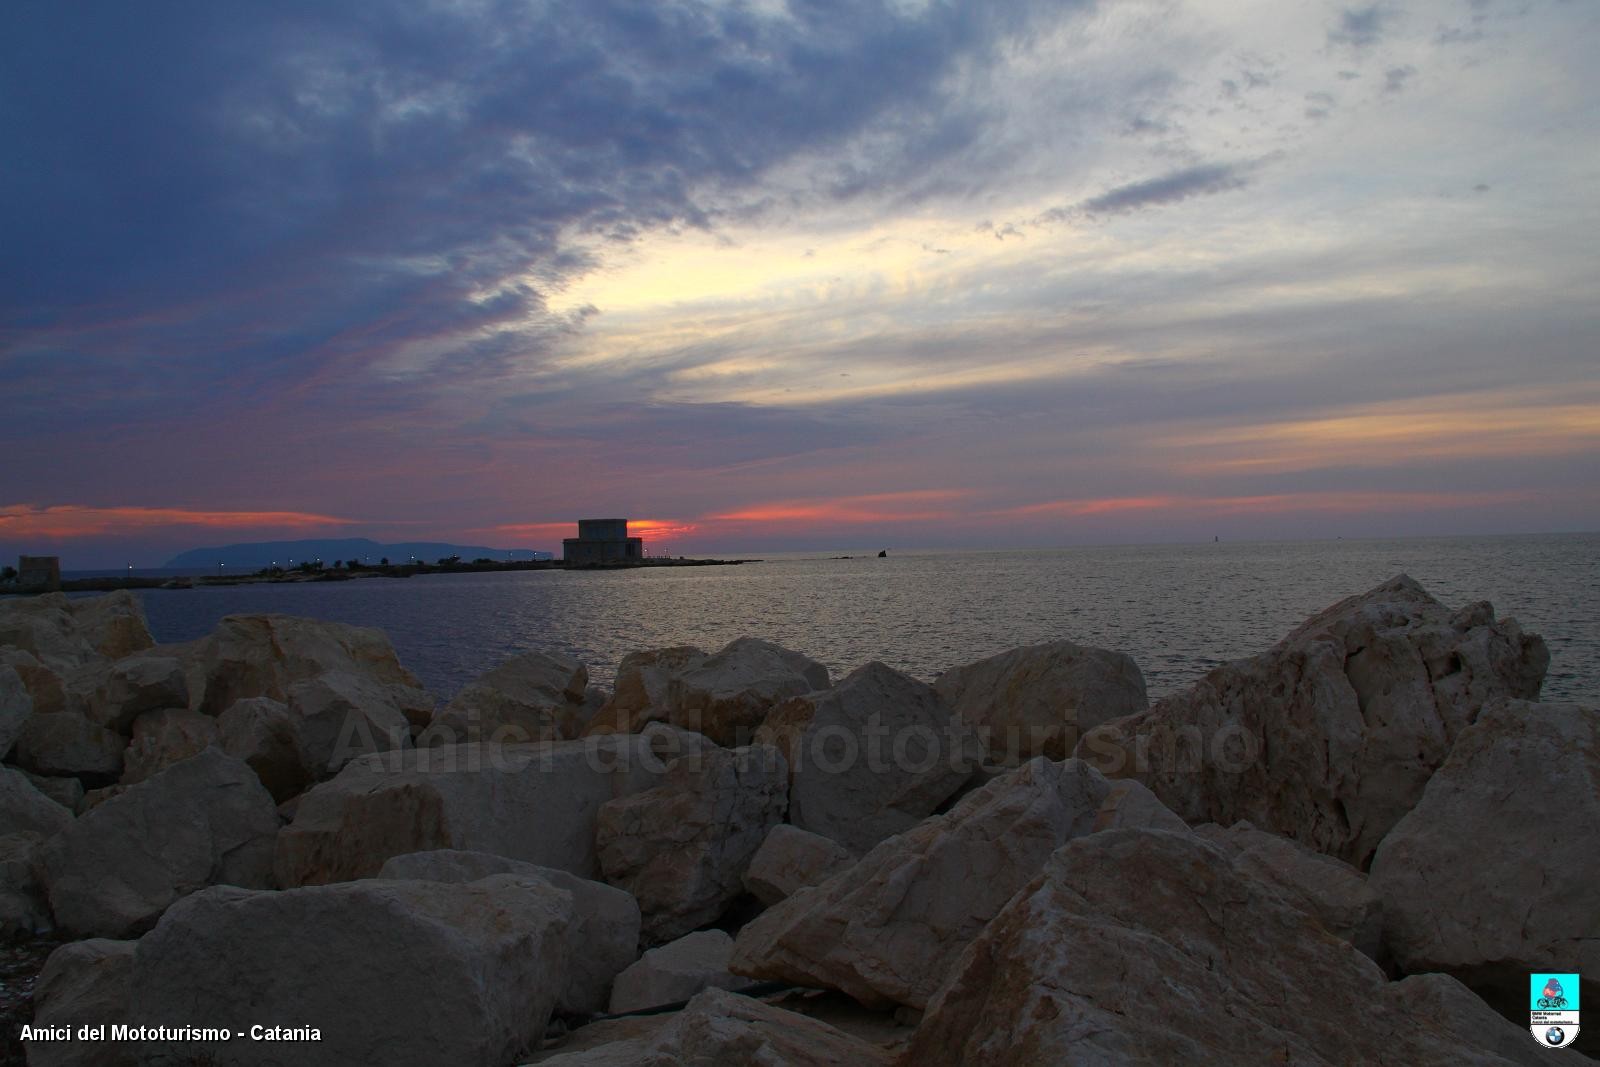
left=3, top=0, right=1597, bottom=566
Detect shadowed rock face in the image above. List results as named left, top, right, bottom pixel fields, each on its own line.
left=540, top=986, right=895, bottom=1066
left=935, top=639, right=1148, bottom=761
left=667, top=638, right=832, bottom=745
left=1370, top=699, right=1600, bottom=1049
left=909, top=828, right=1545, bottom=1067
left=730, top=758, right=1179, bottom=1010
left=597, top=744, right=787, bottom=943
left=127, top=876, right=573, bottom=1067
left=586, top=646, right=709, bottom=737
left=376, top=848, right=640, bottom=1018
left=757, top=661, right=982, bottom=853
left=275, top=736, right=668, bottom=886
left=38, top=748, right=279, bottom=938
left=430, top=650, right=593, bottom=744
left=1077, top=574, right=1548, bottom=866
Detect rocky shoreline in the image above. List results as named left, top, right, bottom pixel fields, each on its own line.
left=1, top=577, right=1593, bottom=1064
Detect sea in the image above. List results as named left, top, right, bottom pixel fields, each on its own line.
left=120, top=533, right=1597, bottom=704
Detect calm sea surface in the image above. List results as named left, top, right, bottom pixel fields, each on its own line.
left=130, top=534, right=1598, bottom=704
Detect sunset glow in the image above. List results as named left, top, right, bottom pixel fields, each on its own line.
left=3, top=0, right=1596, bottom=566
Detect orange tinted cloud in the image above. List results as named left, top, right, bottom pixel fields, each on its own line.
left=0, top=505, right=355, bottom=540
left=711, top=490, right=970, bottom=524
left=483, top=519, right=701, bottom=541
left=998, top=489, right=1534, bottom=520
left=1165, top=388, right=1600, bottom=474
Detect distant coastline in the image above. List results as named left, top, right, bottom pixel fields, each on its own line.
left=1, top=555, right=761, bottom=597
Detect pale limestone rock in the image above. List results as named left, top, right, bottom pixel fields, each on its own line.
left=1, top=663, right=31, bottom=758
left=0, top=767, right=72, bottom=844
left=13, top=712, right=126, bottom=781
left=431, top=651, right=592, bottom=743
left=757, top=661, right=981, bottom=853
left=216, top=696, right=312, bottom=802
left=188, top=613, right=431, bottom=721
left=538, top=987, right=895, bottom=1066
left=743, top=824, right=856, bottom=906
left=40, top=748, right=279, bottom=937
left=586, top=646, right=708, bottom=736
left=1091, top=778, right=1191, bottom=833
left=597, top=744, right=787, bottom=942
left=1194, top=820, right=1382, bottom=959
left=909, top=828, right=1543, bottom=1066
left=0, top=831, right=52, bottom=940
left=730, top=757, right=1176, bottom=1010
left=378, top=848, right=641, bottom=1017
left=1077, top=575, right=1548, bottom=865
left=1370, top=700, right=1600, bottom=1018
left=668, top=638, right=830, bottom=745
left=607, top=930, right=747, bottom=1014
left=0, top=592, right=152, bottom=672
left=28, top=939, right=137, bottom=1067
left=120, top=708, right=219, bottom=785
left=285, top=669, right=414, bottom=775
left=80, top=653, right=189, bottom=734
left=276, top=736, right=669, bottom=886
left=128, top=876, right=572, bottom=1067
left=935, top=640, right=1148, bottom=761
left=69, top=591, right=156, bottom=661
left=0, top=647, right=67, bottom=715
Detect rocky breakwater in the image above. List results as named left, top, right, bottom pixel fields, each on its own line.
left=3, top=575, right=1593, bottom=1065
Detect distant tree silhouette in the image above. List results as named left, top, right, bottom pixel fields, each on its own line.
left=379, top=557, right=390, bottom=566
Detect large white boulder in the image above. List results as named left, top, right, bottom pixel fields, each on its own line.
left=935, top=640, right=1148, bottom=761
left=127, top=876, right=573, bottom=1066
left=1, top=647, right=67, bottom=716
left=538, top=987, right=895, bottom=1066
left=607, top=930, right=748, bottom=1014
left=597, top=744, right=787, bottom=942
left=586, top=646, right=708, bottom=736
left=79, top=653, right=189, bottom=734
left=39, top=748, right=280, bottom=937
left=666, top=638, right=831, bottom=745
left=216, top=696, right=313, bottom=802
left=431, top=650, right=592, bottom=743
left=377, top=848, right=641, bottom=1017
left=1077, top=575, right=1548, bottom=865
left=284, top=669, right=414, bottom=775
left=757, top=661, right=982, bottom=853
left=909, top=828, right=1543, bottom=1066
left=276, top=735, right=668, bottom=886
left=0, top=591, right=152, bottom=673
left=27, top=939, right=138, bottom=1067
left=730, top=758, right=1179, bottom=1010
left=0, top=766, right=75, bottom=838
left=742, top=824, right=855, bottom=906
left=1194, top=820, right=1383, bottom=959
left=187, top=613, right=432, bottom=725
left=1370, top=699, right=1600, bottom=1026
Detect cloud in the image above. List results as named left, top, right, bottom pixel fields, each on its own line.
left=0, top=0, right=1079, bottom=421
left=0, top=505, right=355, bottom=540
left=1328, top=5, right=1390, bottom=51
left=1382, top=65, right=1417, bottom=94
left=1077, top=162, right=1251, bottom=216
